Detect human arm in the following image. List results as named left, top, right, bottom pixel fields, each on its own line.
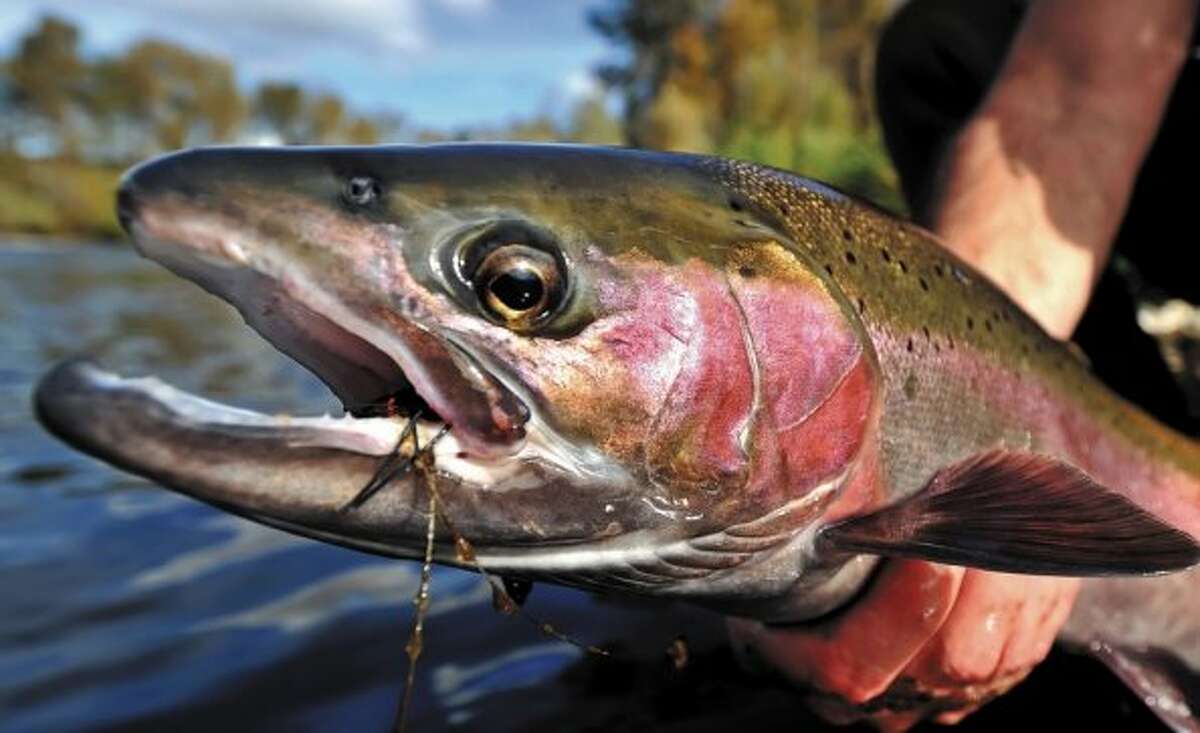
left=931, top=0, right=1196, bottom=338
left=730, top=1, right=1197, bottom=729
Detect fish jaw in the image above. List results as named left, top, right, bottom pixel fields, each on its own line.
left=34, top=359, right=861, bottom=616
left=37, top=144, right=881, bottom=612
left=119, top=150, right=530, bottom=458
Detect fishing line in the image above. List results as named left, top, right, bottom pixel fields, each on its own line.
left=345, top=412, right=613, bottom=659
left=342, top=412, right=422, bottom=511
left=392, top=422, right=434, bottom=733
left=409, top=432, right=612, bottom=659
left=360, top=411, right=681, bottom=731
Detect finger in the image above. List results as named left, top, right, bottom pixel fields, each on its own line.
left=730, top=559, right=965, bottom=703
left=994, top=576, right=1079, bottom=677
left=904, top=569, right=1025, bottom=686
left=899, top=572, right=1080, bottom=727
left=930, top=667, right=1028, bottom=725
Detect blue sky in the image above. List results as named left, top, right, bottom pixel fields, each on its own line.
left=0, top=0, right=615, bottom=130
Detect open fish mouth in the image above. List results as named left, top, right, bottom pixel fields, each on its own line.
left=120, top=208, right=531, bottom=461
left=31, top=268, right=625, bottom=560
left=31, top=147, right=641, bottom=563
left=32, top=222, right=530, bottom=469
left=31, top=144, right=876, bottom=613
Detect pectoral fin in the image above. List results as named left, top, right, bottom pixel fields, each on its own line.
left=819, top=451, right=1200, bottom=576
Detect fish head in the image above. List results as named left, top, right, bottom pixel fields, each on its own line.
left=39, top=144, right=878, bottom=613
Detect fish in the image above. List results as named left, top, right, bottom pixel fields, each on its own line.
left=33, top=144, right=1200, bottom=726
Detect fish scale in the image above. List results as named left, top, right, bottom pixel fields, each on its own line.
left=711, top=156, right=1200, bottom=523
left=33, top=144, right=1200, bottom=728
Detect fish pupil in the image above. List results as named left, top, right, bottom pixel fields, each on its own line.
left=490, top=268, right=543, bottom=311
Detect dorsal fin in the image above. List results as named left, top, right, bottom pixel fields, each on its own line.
left=819, top=451, right=1200, bottom=576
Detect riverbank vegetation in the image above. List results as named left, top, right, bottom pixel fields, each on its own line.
left=0, top=1, right=898, bottom=240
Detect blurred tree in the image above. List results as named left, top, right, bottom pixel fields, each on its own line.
left=567, top=95, right=623, bottom=145
left=255, top=83, right=306, bottom=144
left=308, top=94, right=346, bottom=143
left=92, top=40, right=243, bottom=154
left=7, top=16, right=86, bottom=157
left=590, top=0, right=717, bottom=148
left=345, top=117, right=380, bottom=144
left=591, top=0, right=901, bottom=209
left=502, top=114, right=560, bottom=142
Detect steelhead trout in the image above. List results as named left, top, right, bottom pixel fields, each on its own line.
left=33, top=144, right=1200, bottom=724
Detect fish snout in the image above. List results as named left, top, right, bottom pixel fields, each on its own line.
left=115, top=173, right=140, bottom=234
left=115, top=152, right=185, bottom=234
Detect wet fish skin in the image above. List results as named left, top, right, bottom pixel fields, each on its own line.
left=31, top=145, right=1200, bottom=724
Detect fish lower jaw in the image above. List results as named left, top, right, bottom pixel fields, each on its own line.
left=37, top=360, right=622, bottom=495
left=37, top=360, right=442, bottom=456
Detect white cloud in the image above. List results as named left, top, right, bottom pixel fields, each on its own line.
left=559, top=67, right=601, bottom=100
left=120, top=0, right=428, bottom=54
left=0, top=0, right=608, bottom=129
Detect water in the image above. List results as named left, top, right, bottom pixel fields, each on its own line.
left=0, top=241, right=1167, bottom=732
left=0, top=241, right=737, bottom=732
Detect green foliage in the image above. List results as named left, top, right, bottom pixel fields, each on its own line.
left=593, top=0, right=904, bottom=212
left=309, top=95, right=346, bottom=143
left=254, top=83, right=305, bottom=143
left=110, top=40, right=245, bottom=151
left=0, top=152, right=122, bottom=239
left=0, top=5, right=899, bottom=240
left=345, top=117, right=381, bottom=144
left=6, top=16, right=86, bottom=156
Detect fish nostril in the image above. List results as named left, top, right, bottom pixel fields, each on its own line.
left=115, top=184, right=139, bottom=233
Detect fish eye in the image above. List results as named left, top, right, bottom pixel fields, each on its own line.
left=343, top=176, right=379, bottom=206
left=471, top=244, right=565, bottom=330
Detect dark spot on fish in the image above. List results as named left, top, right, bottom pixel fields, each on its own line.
left=904, top=373, right=918, bottom=399
left=906, top=338, right=914, bottom=353
left=456, top=451, right=469, bottom=459
left=966, top=316, right=974, bottom=330
left=738, top=265, right=756, bottom=278
left=922, top=326, right=930, bottom=340
left=934, top=264, right=944, bottom=278
left=779, top=204, right=790, bottom=217
left=985, top=319, right=993, bottom=333
left=845, top=251, right=857, bottom=265
left=919, top=277, right=929, bottom=291
left=824, top=263, right=834, bottom=276
left=842, top=228, right=853, bottom=241
left=880, top=249, right=891, bottom=263
left=856, top=297, right=866, bottom=314
left=898, top=260, right=909, bottom=273
left=947, top=335, right=955, bottom=349
left=728, top=196, right=744, bottom=212
left=933, top=340, right=941, bottom=352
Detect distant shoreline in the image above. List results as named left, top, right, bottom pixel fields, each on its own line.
left=0, top=154, right=124, bottom=241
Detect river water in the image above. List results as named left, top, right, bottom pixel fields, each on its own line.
left=0, top=240, right=1166, bottom=732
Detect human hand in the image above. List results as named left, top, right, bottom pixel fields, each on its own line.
left=728, top=561, right=1079, bottom=730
